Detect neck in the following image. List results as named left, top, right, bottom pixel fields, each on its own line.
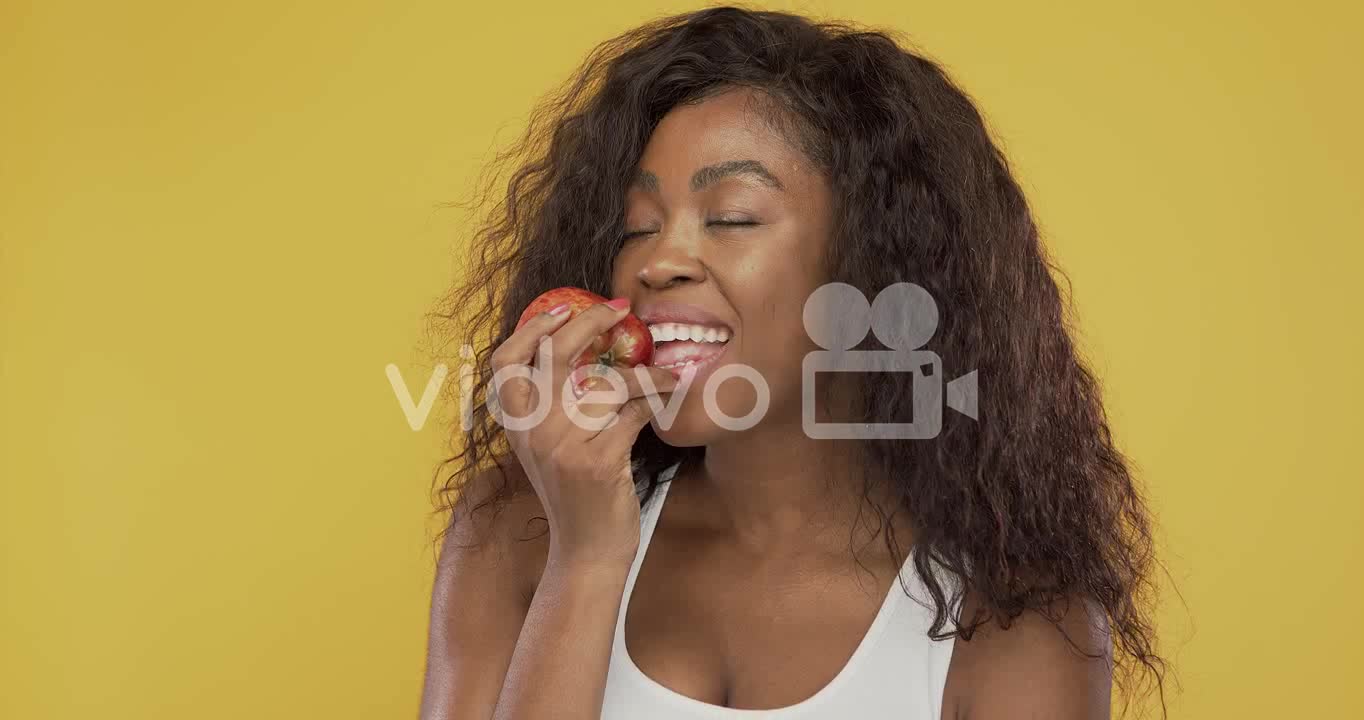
left=686, top=420, right=901, bottom=555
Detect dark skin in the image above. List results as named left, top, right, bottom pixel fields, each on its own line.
left=419, top=87, right=1112, bottom=720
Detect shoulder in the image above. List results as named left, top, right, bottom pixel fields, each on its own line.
left=942, top=590, right=1113, bottom=720
left=439, top=455, right=551, bottom=607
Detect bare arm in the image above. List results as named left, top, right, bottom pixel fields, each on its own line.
left=491, top=553, right=633, bottom=720
left=944, top=595, right=1113, bottom=720
left=421, top=299, right=677, bottom=719
left=418, top=470, right=538, bottom=720
left=417, top=473, right=642, bottom=720
left=418, top=475, right=635, bottom=720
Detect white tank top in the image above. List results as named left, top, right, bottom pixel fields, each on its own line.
left=600, top=462, right=959, bottom=719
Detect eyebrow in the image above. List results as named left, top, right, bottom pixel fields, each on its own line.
left=631, top=160, right=785, bottom=194
left=633, top=169, right=661, bottom=193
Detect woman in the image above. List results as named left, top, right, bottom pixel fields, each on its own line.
left=420, top=7, right=1166, bottom=720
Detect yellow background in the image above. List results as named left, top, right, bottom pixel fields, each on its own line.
left=2, top=1, right=1360, bottom=717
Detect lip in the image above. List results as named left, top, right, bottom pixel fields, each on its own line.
left=652, top=338, right=731, bottom=380
left=635, top=301, right=733, bottom=331
left=635, top=301, right=734, bottom=380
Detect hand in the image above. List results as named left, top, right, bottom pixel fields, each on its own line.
left=488, top=298, right=683, bottom=570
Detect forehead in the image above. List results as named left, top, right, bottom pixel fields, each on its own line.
left=638, top=88, right=816, bottom=184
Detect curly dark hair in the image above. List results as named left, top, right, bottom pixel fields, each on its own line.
left=428, top=5, right=1169, bottom=716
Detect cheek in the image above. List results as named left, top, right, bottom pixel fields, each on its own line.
left=609, top=251, right=638, bottom=297
left=726, top=234, right=827, bottom=375
left=718, top=304, right=813, bottom=416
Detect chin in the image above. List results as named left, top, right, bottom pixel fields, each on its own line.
left=648, top=388, right=765, bottom=446
left=649, top=405, right=720, bottom=447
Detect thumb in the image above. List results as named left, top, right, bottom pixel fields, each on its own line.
left=598, top=394, right=659, bottom=445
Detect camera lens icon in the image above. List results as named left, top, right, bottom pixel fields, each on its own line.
left=802, top=282, right=978, bottom=439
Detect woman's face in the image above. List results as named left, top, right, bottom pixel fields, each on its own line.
left=610, top=87, right=834, bottom=445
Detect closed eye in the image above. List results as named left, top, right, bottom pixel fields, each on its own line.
left=623, top=220, right=756, bottom=240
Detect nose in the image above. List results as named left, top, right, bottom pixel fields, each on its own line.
left=634, top=228, right=706, bottom=290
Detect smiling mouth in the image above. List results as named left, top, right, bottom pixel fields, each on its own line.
left=647, top=322, right=731, bottom=371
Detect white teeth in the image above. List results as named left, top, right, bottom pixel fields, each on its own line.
left=647, top=322, right=731, bottom=344
left=657, top=355, right=716, bottom=370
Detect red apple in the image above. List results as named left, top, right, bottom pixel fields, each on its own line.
left=515, top=287, right=654, bottom=369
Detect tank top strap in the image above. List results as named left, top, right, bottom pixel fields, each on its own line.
left=636, top=460, right=680, bottom=553
left=616, top=461, right=679, bottom=652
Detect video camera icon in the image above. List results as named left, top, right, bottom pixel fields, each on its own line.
left=801, top=282, right=978, bottom=440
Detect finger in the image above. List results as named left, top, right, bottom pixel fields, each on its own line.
left=488, top=304, right=574, bottom=419
left=494, top=361, right=579, bottom=437
left=568, top=363, right=679, bottom=402
left=591, top=363, right=699, bottom=451
left=499, top=302, right=626, bottom=429
left=589, top=393, right=669, bottom=452
left=564, top=367, right=635, bottom=431
left=489, top=302, right=574, bottom=372
left=544, top=300, right=632, bottom=372
left=566, top=365, right=683, bottom=435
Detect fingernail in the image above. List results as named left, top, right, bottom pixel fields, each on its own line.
left=606, top=297, right=630, bottom=311
left=547, top=303, right=570, bottom=316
